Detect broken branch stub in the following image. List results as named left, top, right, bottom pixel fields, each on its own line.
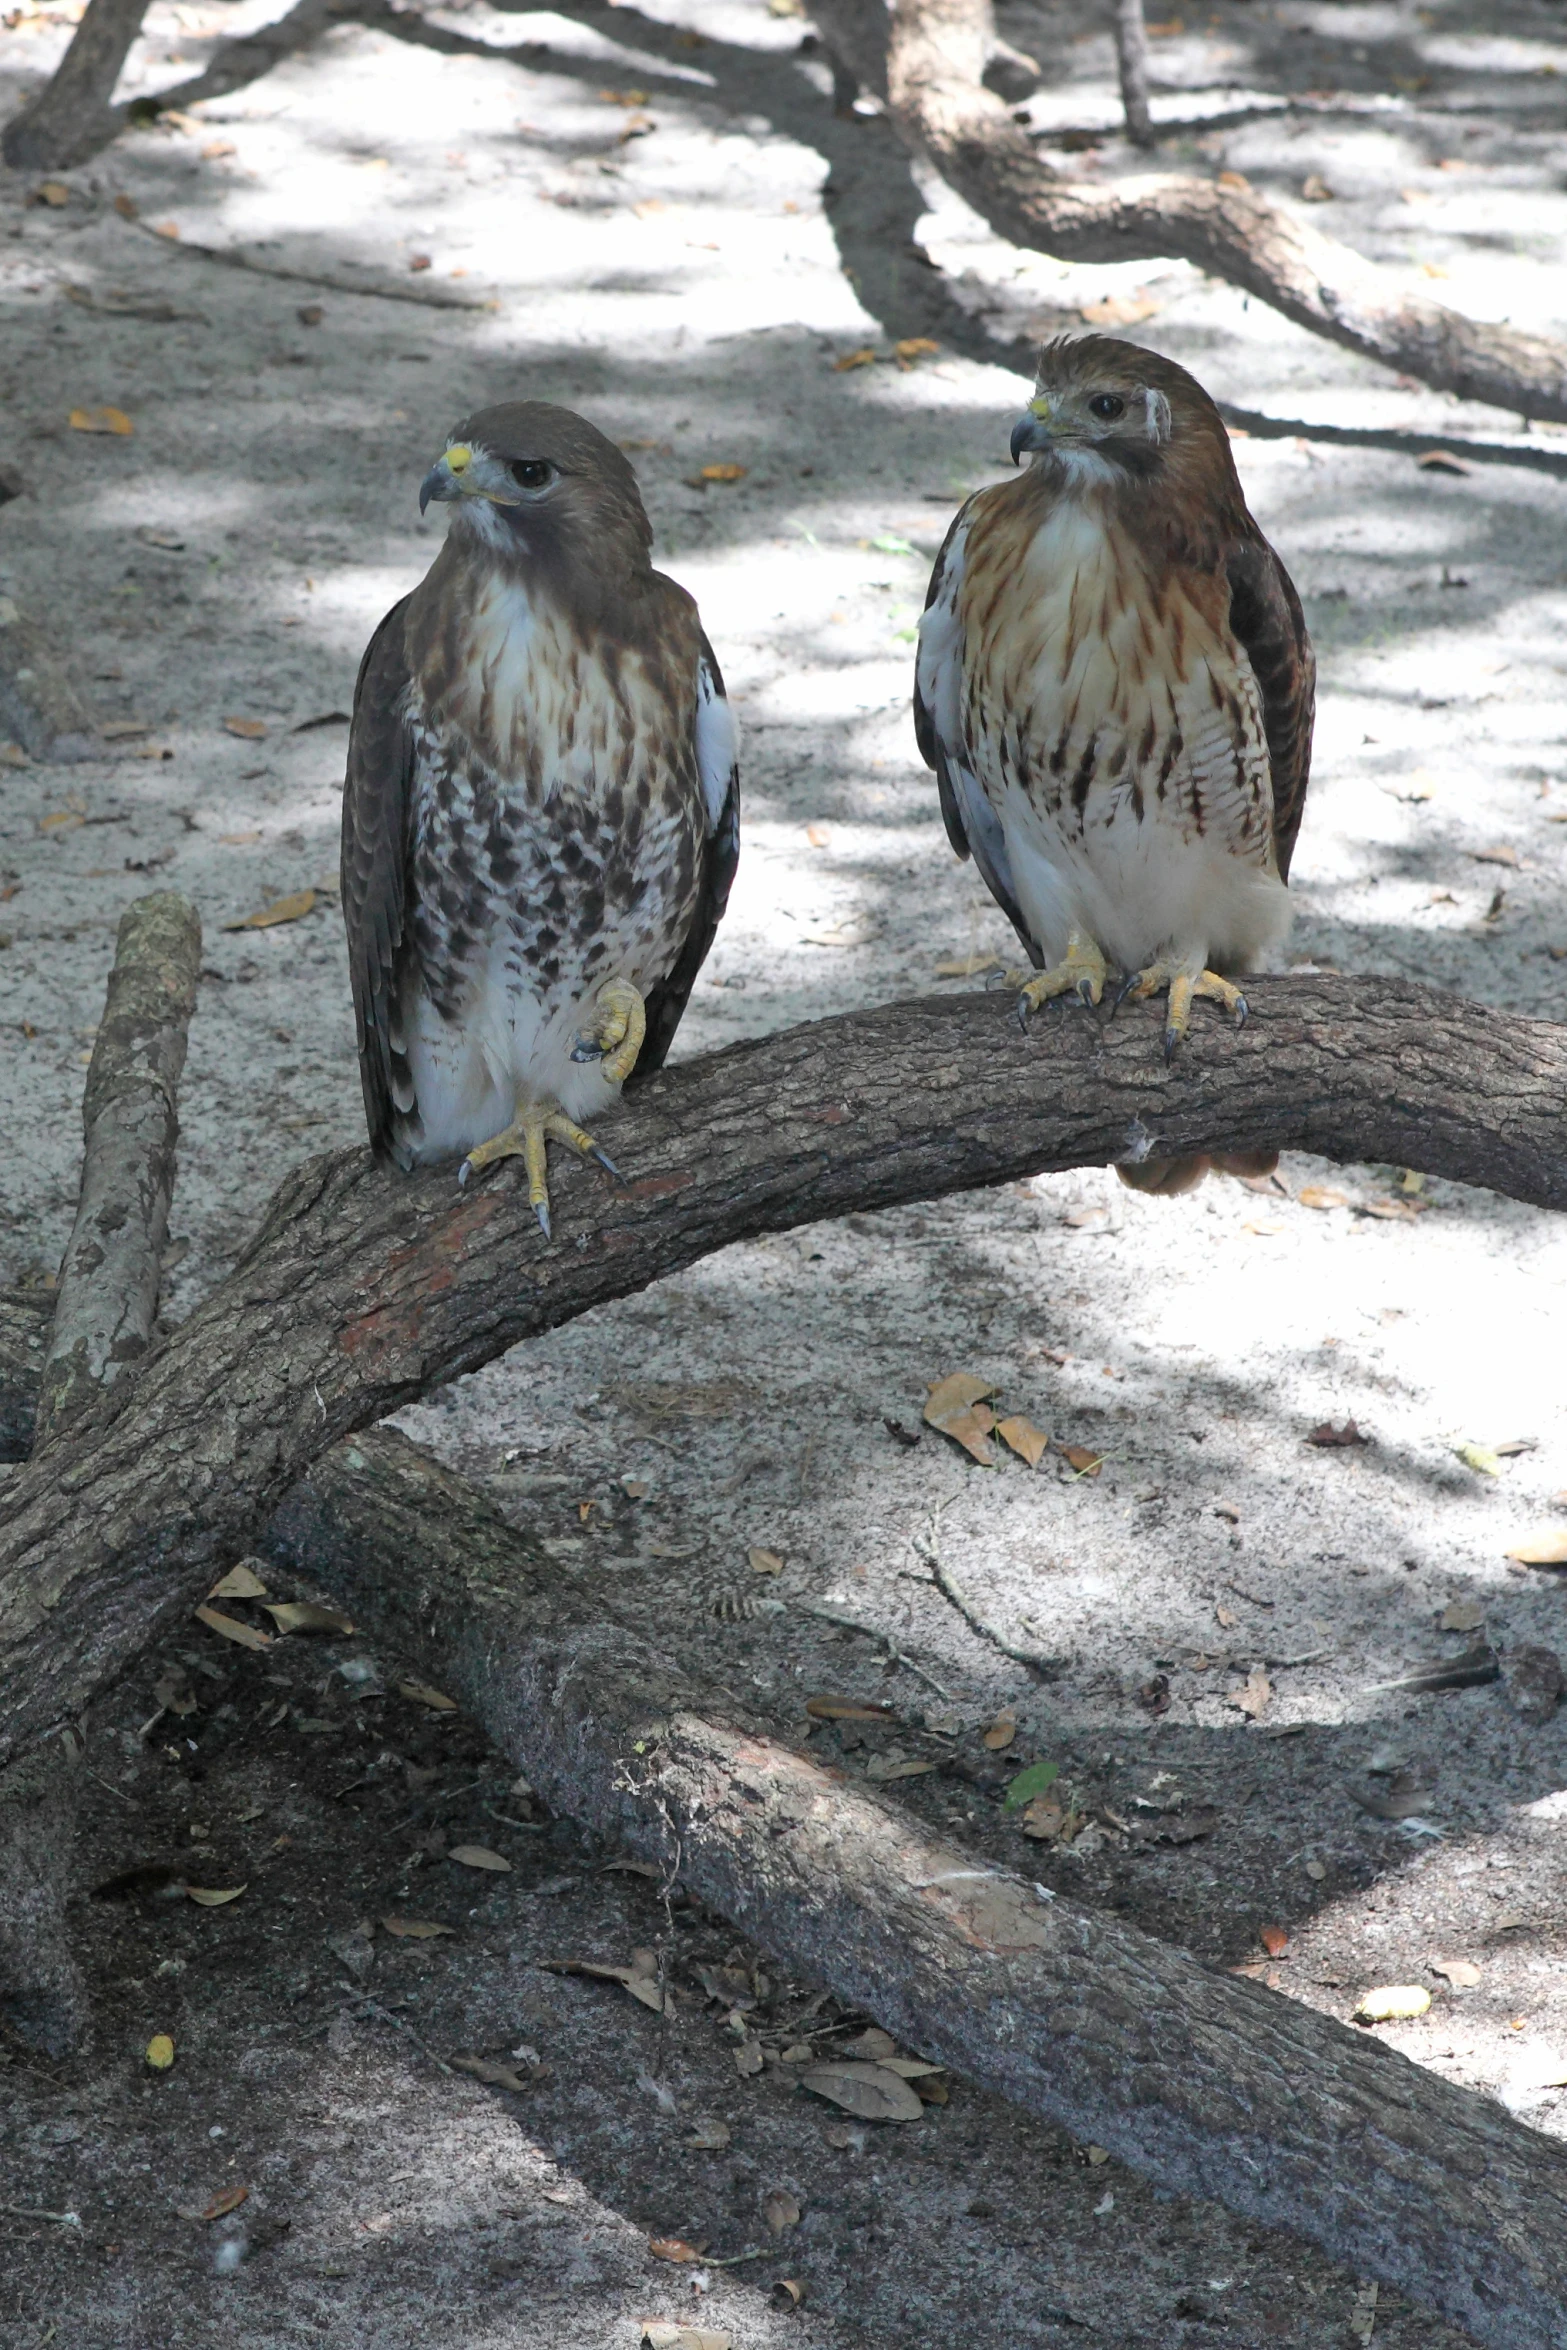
left=34, top=892, right=202, bottom=1446
left=0, top=975, right=1564, bottom=1766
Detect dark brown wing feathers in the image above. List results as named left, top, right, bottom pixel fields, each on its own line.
left=1225, top=534, right=1315, bottom=882
left=341, top=594, right=416, bottom=1164
left=633, top=629, right=739, bottom=1082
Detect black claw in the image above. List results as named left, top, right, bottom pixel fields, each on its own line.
left=590, top=1145, right=623, bottom=1180
left=570, top=1038, right=605, bottom=1064
left=1109, top=972, right=1143, bottom=1020
left=1013, top=995, right=1032, bottom=1035
left=1233, top=993, right=1250, bottom=1027
left=1163, top=1025, right=1181, bottom=1065
left=1076, top=977, right=1097, bottom=1009
left=534, top=1198, right=552, bottom=1240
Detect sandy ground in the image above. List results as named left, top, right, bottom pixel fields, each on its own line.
left=2, top=0, right=1567, bottom=2341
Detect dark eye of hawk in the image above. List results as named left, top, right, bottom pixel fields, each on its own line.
left=1087, top=393, right=1126, bottom=422
left=510, top=459, right=552, bottom=490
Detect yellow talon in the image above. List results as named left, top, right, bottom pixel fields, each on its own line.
left=1113, top=960, right=1250, bottom=1059
left=1005, top=928, right=1109, bottom=1015
left=458, top=1104, right=622, bottom=1236
left=571, top=978, right=647, bottom=1086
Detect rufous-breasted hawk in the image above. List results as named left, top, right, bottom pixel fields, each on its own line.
left=915, top=336, right=1314, bottom=1194
left=342, top=402, right=739, bottom=1231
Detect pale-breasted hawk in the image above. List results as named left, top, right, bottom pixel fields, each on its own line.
left=342, top=402, right=739, bottom=1230
left=915, top=336, right=1314, bottom=1194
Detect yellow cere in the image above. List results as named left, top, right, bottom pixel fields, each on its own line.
left=445, top=444, right=472, bottom=473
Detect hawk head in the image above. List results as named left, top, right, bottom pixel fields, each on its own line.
left=419, top=400, right=653, bottom=569
left=1009, top=335, right=1242, bottom=508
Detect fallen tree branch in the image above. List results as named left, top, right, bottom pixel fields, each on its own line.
left=808, top=0, right=1567, bottom=423
left=34, top=893, right=201, bottom=1447
left=1, top=975, right=1564, bottom=1766
left=1110, top=0, right=1152, bottom=147
left=262, top=1424, right=1567, bottom=2350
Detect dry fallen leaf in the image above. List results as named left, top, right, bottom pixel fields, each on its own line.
left=397, top=1679, right=459, bottom=1709
left=933, top=951, right=1004, bottom=978
left=1227, top=1665, right=1272, bottom=1721
left=1297, top=1185, right=1348, bottom=1210
left=221, top=715, right=268, bottom=739
left=185, top=1883, right=247, bottom=1907
left=1260, top=1925, right=1289, bottom=1958
left=1431, top=1957, right=1481, bottom=1987
left=258, top=1600, right=354, bottom=1636
left=832, top=346, right=879, bottom=371
left=543, top=1956, right=666, bottom=2012
left=748, top=1545, right=784, bottom=1576
left=1216, top=1604, right=1238, bottom=1629
left=1307, top=1421, right=1367, bottom=1448
left=222, top=888, right=316, bottom=932
left=734, top=2041, right=764, bottom=2076
left=379, top=1915, right=454, bottom=1940
left=805, top=1694, right=896, bottom=1722
left=763, top=2187, right=801, bottom=2233
left=1455, top=1440, right=1502, bottom=1477
left=640, top=2325, right=731, bottom=2350
left=448, top=1845, right=511, bottom=1873
left=981, top=1709, right=1017, bottom=1752
left=1019, top=1794, right=1069, bottom=1842
left=1440, top=1599, right=1485, bottom=1632
left=685, top=2120, right=731, bottom=2149
left=697, top=462, right=746, bottom=483
left=193, top=1603, right=271, bottom=1652
left=451, top=2052, right=533, bottom=2092
left=800, top=2060, right=924, bottom=2122
left=1058, top=1443, right=1105, bottom=1477
left=997, top=1413, right=1049, bottom=1468
left=894, top=336, right=940, bottom=362
left=207, top=1560, right=268, bottom=1601
left=648, top=2235, right=706, bottom=2263
left=200, top=2184, right=249, bottom=2221
left=864, top=1754, right=936, bottom=1781
left=146, top=2033, right=175, bottom=2069
left=69, top=405, right=134, bottom=436
left=775, top=2279, right=805, bottom=2307
left=805, top=822, right=830, bottom=847
left=842, top=2026, right=896, bottom=2060
left=1301, top=172, right=1333, bottom=200
left=1079, top=292, right=1160, bottom=327
left=923, top=1371, right=999, bottom=1465
left=1417, top=449, right=1471, bottom=475
left=1356, top=1985, right=1431, bottom=2023
left=1508, top=1527, right=1567, bottom=1568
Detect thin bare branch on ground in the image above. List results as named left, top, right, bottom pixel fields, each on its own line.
left=808, top=0, right=1567, bottom=422
left=256, top=1424, right=1567, bottom=2350
left=1111, top=0, right=1153, bottom=147
left=1, top=974, right=1564, bottom=1771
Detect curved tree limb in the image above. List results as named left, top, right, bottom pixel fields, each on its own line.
left=0, top=974, right=1563, bottom=1766
left=808, top=0, right=1567, bottom=424
left=268, top=1424, right=1567, bottom=2350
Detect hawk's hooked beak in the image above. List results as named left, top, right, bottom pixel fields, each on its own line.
left=1009, top=396, right=1055, bottom=466
left=419, top=442, right=473, bottom=514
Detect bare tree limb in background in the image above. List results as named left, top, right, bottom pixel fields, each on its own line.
left=0, top=895, right=199, bottom=2055
left=258, top=1426, right=1567, bottom=2350
left=807, top=0, right=1567, bottom=423
left=0, top=974, right=1564, bottom=1771
left=1111, top=0, right=1153, bottom=147
left=34, top=894, right=201, bottom=1448
left=1, top=0, right=153, bottom=168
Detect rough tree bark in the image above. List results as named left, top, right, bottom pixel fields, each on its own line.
left=261, top=1426, right=1567, bottom=2350
left=34, top=893, right=201, bottom=1447
left=1, top=975, right=1565, bottom=1768
left=1, top=0, right=154, bottom=168
left=809, top=0, right=1567, bottom=423
left=0, top=895, right=199, bottom=2054
left=1111, top=0, right=1152, bottom=147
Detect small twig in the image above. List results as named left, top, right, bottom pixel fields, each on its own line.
left=701, top=2245, right=773, bottom=2269
left=483, top=1804, right=545, bottom=1833
left=1264, top=1648, right=1334, bottom=1671
left=79, top=1764, right=132, bottom=1806
left=1224, top=1579, right=1277, bottom=1610
left=912, top=1519, right=1060, bottom=1679
left=124, top=218, right=494, bottom=311
left=1111, top=0, right=1153, bottom=146
left=340, top=1991, right=456, bottom=2077
left=800, top=1600, right=950, bottom=1698
left=0, top=2204, right=80, bottom=2225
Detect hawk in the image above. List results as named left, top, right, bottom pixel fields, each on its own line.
left=341, top=402, right=739, bottom=1232
left=915, top=335, right=1314, bottom=1194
